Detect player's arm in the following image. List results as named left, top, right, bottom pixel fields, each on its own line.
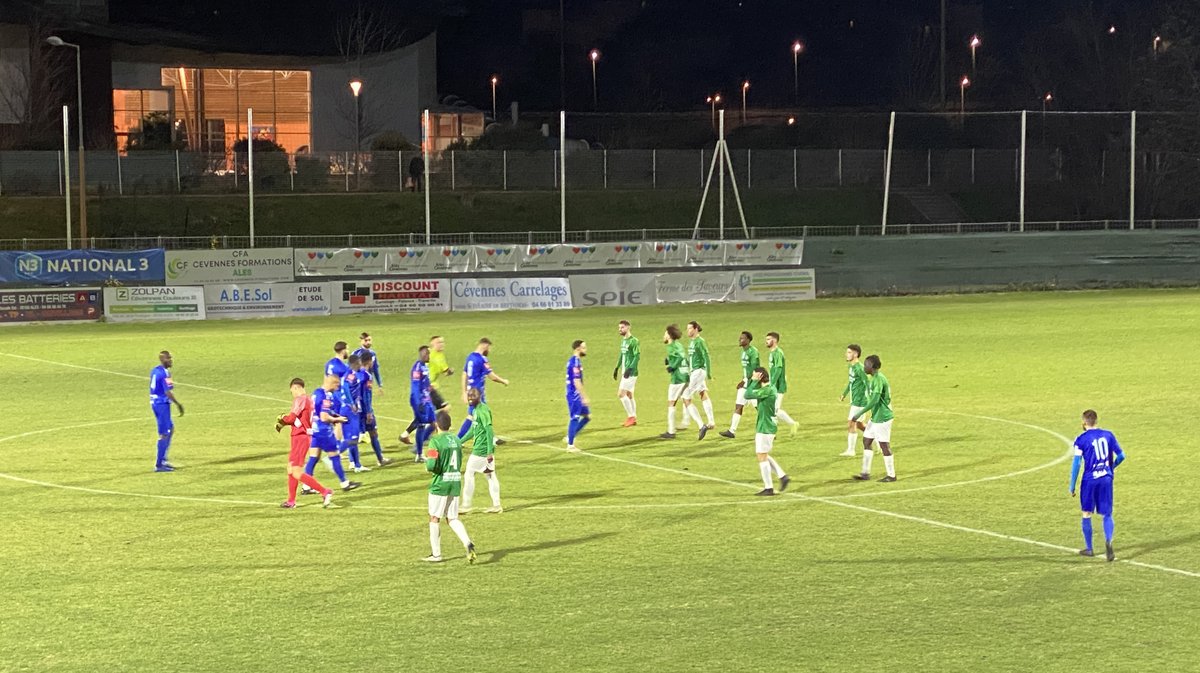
left=840, top=380, right=850, bottom=400
left=701, top=342, right=712, bottom=380
left=626, top=339, right=640, bottom=377
left=851, top=386, right=879, bottom=422
left=424, top=447, right=441, bottom=473
left=488, top=371, right=509, bottom=386
left=574, top=374, right=589, bottom=404
left=666, top=350, right=681, bottom=373
left=1069, top=445, right=1083, bottom=495
left=461, top=369, right=470, bottom=403
left=371, top=359, right=382, bottom=387
left=1112, top=436, right=1127, bottom=469
left=743, top=379, right=768, bottom=400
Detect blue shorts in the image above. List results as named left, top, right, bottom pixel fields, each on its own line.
left=568, top=398, right=590, bottom=419
left=152, top=403, right=173, bottom=435
left=412, top=402, right=437, bottom=424
left=1080, top=477, right=1114, bottom=516
left=311, top=432, right=338, bottom=453
left=341, top=417, right=361, bottom=443
left=360, top=411, right=376, bottom=432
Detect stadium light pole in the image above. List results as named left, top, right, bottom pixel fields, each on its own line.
left=741, top=80, right=750, bottom=123
left=791, top=41, right=804, bottom=104
left=1041, top=92, right=1052, bottom=144
left=490, top=75, right=499, bottom=119
left=589, top=49, right=600, bottom=109
left=61, top=106, right=72, bottom=249
left=969, top=35, right=981, bottom=76
left=46, top=36, right=87, bottom=246
left=959, top=75, right=970, bottom=117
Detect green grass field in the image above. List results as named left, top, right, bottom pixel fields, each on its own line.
left=2, top=289, right=1198, bottom=672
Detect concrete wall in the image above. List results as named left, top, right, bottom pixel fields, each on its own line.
left=804, top=230, right=1200, bottom=295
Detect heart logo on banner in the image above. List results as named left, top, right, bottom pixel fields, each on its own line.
left=316, top=253, right=326, bottom=259
left=443, top=249, right=452, bottom=257
left=775, top=243, right=784, bottom=249
left=487, top=249, right=495, bottom=256
left=615, top=246, right=623, bottom=253
left=696, top=244, right=704, bottom=251
left=307, top=252, right=317, bottom=259
left=399, top=250, right=408, bottom=258
left=571, top=247, right=580, bottom=254
left=656, top=244, right=664, bottom=252
left=529, top=247, right=538, bottom=255
left=354, top=251, right=363, bottom=259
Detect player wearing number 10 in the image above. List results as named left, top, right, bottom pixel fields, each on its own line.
left=1069, top=409, right=1127, bottom=562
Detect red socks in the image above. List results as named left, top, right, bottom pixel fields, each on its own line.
left=287, top=475, right=299, bottom=503
left=299, top=473, right=329, bottom=495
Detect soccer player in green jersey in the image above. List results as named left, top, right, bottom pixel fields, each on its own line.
left=744, top=367, right=791, bottom=496
left=613, top=320, right=641, bottom=427
left=424, top=411, right=477, bottom=564
left=660, top=324, right=691, bottom=439
left=461, top=387, right=501, bottom=514
left=851, top=355, right=896, bottom=482
left=720, top=331, right=761, bottom=439
left=765, top=332, right=799, bottom=435
left=839, top=344, right=869, bottom=457
left=682, top=321, right=717, bottom=439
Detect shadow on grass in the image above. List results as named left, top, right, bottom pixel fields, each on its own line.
left=194, top=451, right=278, bottom=466
left=480, top=531, right=619, bottom=565
left=504, top=491, right=612, bottom=512
left=1118, top=531, right=1200, bottom=560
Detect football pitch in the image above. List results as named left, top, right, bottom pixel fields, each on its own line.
left=2, top=288, right=1198, bottom=672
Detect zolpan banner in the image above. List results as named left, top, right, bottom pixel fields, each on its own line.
left=451, top=277, right=572, bottom=311
left=103, top=286, right=205, bottom=322
left=333, top=279, right=451, bottom=314
left=0, top=287, right=101, bottom=323
left=569, top=273, right=658, bottom=307
left=0, top=249, right=164, bottom=285
left=203, top=282, right=332, bottom=319
left=166, top=249, right=294, bottom=285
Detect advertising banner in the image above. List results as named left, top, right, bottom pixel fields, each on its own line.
left=569, top=273, right=658, bottom=307
left=517, top=243, right=645, bottom=271
left=724, top=240, right=804, bottom=266
left=684, top=240, right=727, bottom=267
left=451, top=277, right=572, bottom=311
left=203, top=282, right=332, bottom=319
left=471, top=245, right=521, bottom=273
left=732, top=269, right=817, bottom=302
left=385, top=246, right=475, bottom=275
left=0, top=249, right=164, bottom=285
left=165, top=248, right=294, bottom=285
left=638, top=241, right=689, bottom=268
left=333, top=278, right=451, bottom=314
left=103, top=286, right=205, bottom=322
left=0, top=287, right=101, bottom=323
left=654, top=272, right=736, bottom=304
left=294, top=248, right=388, bottom=277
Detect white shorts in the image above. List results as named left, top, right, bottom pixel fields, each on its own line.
left=848, top=405, right=866, bottom=421
left=755, top=433, right=775, bottom=454
left=465, top=453, right=493, bottom=475
left=667, top=382, right=687, bottom=402
left=618, top=376, right=637, bottom=393
left=863, top=419, right=893, bottom=443
left=428, top=493, right=460, bottom=519
left=683, top=368, right=708, bottom=399
left=735, top=384, right=758, bottom=408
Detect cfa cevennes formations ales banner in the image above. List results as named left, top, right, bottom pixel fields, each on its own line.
left=0, top=249, right=165, bottom=285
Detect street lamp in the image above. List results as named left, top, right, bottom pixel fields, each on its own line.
left=589, top=49, right=601, bottom=109
left=490, top=75, right=499, bottom=119
left=46, top=35, right=86, bottom=245
left=1041, top=92, right=1053, bottom=144
left=741, top=80, right=750, bottom=123
left=706, top=93, right=722, bottom=130
left=791, top=41, right=804, bottom=103
left=1107, top=25, right=1117, bottom=35
left=959, top=75, right=970, bottom=116
left=1153, top=35, right=1162, bottom=57
left=349, top=78, right=362, bottom=189
left=969, top=35, right=981, bottom=75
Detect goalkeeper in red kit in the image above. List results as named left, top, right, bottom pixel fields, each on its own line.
left=278, top=378, right=335, bottom=509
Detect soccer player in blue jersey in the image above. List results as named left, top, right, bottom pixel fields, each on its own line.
left=565, top=340, right=591, bottom=453
left=325, top=341, right=350, bottom=380
left=304, top=374, right=361, bottom=492
left=410, top=346, right=438, bottom=462
left=358, top=352, right=392, bottom=467
left=352, top=332, right=382, bottom=388
left=338, top=354, right=366, bottom=473
left=1069, top=409, right=1127, bottom=562
left=457, top=338, right=510, bottom=439
left=149, top=350, right=184, bottom=472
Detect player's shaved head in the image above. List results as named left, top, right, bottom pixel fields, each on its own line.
left=334, top=341, right=348, bottom=354
left=740, top=331, right=753, bottom=342
left=864, top=355, right=882, bottom=373
left=360, top=352, right=374, bottom=364
left=1082, top=409, right=1098, bottom=426
left=290, top=377, right=305, bottom=388
left=666, top=324, right=682, bottom=340
left=435, top=410, right=452, bottom=431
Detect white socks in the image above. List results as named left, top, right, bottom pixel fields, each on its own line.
left=768, top=456, right=786, bottom=478
left=883, top=454, right=896, bottom=478
left=777, top=409, right=797, bottom=426
left=487, top=472, right=501, bottom=507
left=729, top=412, right=742, bottom=433
left=448, top=518, right=472, bottom=549
left=620, top=397, right=634, bottom=418
left=862, top=448, right=874, bottom=475
left=686, top=403, right=704, bottom=427
left=847, top=432, right=858, bottom=454
left=759, top=461, right=773, bottom=489
left=429, top=522, right=441, bottom=557
left=629, top=397, right=637, bottom=417
left=667, top=406, right=677, bottom=434
left=702, top=399, right=715, bottom=425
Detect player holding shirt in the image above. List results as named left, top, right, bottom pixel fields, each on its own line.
left=276, top=378, right=334, bottom=508
left=765, top=332, right=799, bottom=435
left=401, top=336, right=453, bottom=445
left=457, top=338, right=510, bottom=439
left=840, top=344, right=868, bottom=457
left=721, top=331, right=760, bottom=439
left=461, top=387, right=501, bottom=514
left=681, top=321, right=716, bottom=439
left=851, top=355, right=896, bottom=482
left=357, top=352, right=392, bottom=467
left=303, top=375, right=361, bottom=492
left=565, top=340, right=591, bottom=453
left=150, top=350, right=184, bottom=472
left=613, top=320, right=641, bottom=427
left=660, top=324, right=691, bottom=439
left=409, top=346, right=438, bottom=462
left=1069, top=409, right=1127, bottom=562
left=424, top=411, right=477, bottom=564
left=744, top=367, right=791, bottom=496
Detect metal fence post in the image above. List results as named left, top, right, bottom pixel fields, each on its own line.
left=553, top=150, right=558, bottom=189
left=398, top=150, right=403, bottom=191
left=175, top=150, right=181, bottom=192
left=451, top=150, right=456, bottom=191
left=603, top=149, right=608, bottom=189
left=116, top=151, right=124, bottom=195
left=700, top=149, right=705, bottom=188
left=837, top=149, right=843, bottom=186
left=746, top=149, right=752, bottom=189
left=344, top=152, right=350, bottom=192
left=503, top=150, right=508, bottom=190
left=652, top=149, right=657, bottom=189
left=925, top=148, right=931, bottom=187
left=971, top=148, right=976, bottom=185
left=289, top=153, right=295, bottom=191
left=1129, top=111, right=1137, bottom=230
left=793, top=149, right=798, bottom=191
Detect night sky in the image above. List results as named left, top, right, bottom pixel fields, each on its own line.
left=111, top=0, right=1159, bottom=112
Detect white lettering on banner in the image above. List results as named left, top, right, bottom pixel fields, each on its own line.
left=165, top=249, right=293, bottom=285
left=104, top=286, right=206, bottom=323
left=202, top=283, right=332, bottom=319
left=44, top=258, right=150, bottom=273
left=450, top=278, right=572, bottom=311
left=332, top=279, right=449, bottom=314
left=569, top=273, right=658, bottom=307
left=654, top=272, right=737, bottom=304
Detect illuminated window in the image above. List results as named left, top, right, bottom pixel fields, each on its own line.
left=112, top=89, right=171, bottom=151
left=161, top=68, right=311, bottom=154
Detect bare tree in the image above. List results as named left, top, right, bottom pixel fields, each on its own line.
left=0, top=6, right=72, bottom=149
left=897, top=24, right=938, bottom=110
left=333, top=2, right=409, bottom=149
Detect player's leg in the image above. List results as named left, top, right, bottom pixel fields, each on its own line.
left=296, top=446, right=333, bottom=503
left=399, top=417, right=420, bottom=444
left=700, top=389, right=715, bottom=428
left=877, top=421, right=896, bottom=481
left=722, top=385, right=747, bottom=438
left=462, top=454, right=485, bottom=511
left=566, top=400, right=582, bottom=451
left=663, top=384, right=682, bottom=438
left=855, top=427, right=876, bottom=479
left=426, top=495, right=445, bottom=561
left=1078, top=481, right=1096, bottom=556
left=1098, top=479, right=1115, bottom=561
left=153, top=405, right=174, bottom=471
left=775, top=393, right=799, bottom=434
left=842, top=406, right=862, bottom=456
left=755, top=434, right=777, bottom=495
left=627, top=378, right=637, bottom=422
left=485, top=458, right=502, bottom=511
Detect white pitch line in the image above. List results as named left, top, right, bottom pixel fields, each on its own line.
left=3, top=351, right=1197, bottom=578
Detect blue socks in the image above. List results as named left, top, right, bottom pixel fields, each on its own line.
left=567, top=416, right=590, bottom=445
left=416, top=425, right=433, bottom=458
left=1103, top=515, right=1114, bottom=544
left=304, top=455, right=319, bottom=476
left=1081, top=517, right=1093, bottom=551
left=330, top=453, right=348, bottom=483
left=370, top=434, right=384, bottom=462
left=155, top=435, right=171, bottom=466
left=347, top=443, right=362, bottom=469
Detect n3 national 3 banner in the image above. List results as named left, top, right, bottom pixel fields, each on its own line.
left=0, top=249, right=164, bottom=285
left=166, top=249, right=293, bottom=285
left=0, top=288, right=101, bottom=323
